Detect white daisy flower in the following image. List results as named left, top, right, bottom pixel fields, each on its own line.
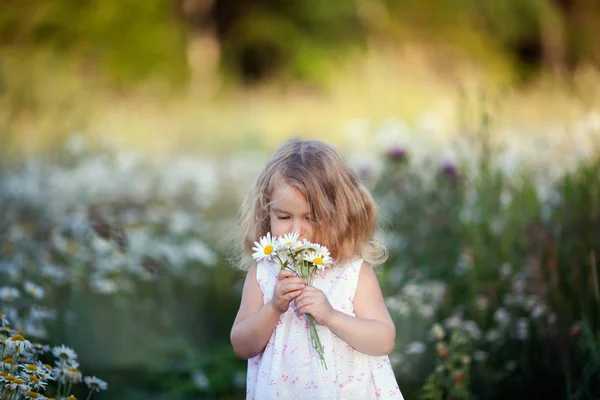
left=63, top=366, right=82, bottom=383
left=0, top=287, right=21, bottom=302
left=24, top=391, right=47, bottom=399
left=252, top=233, right=277, bottom=261
left=299, top=239, right=319, bottom=252
left=5, top=334, right=32, bottom=353
left=5, top=377, right=30, bottom=392
left=24, top=282, right=45, bottom=300
left=23, top=371, right=48, bottom=391
left=1, top=356, right=16, bottom=372
left=192, top=370, right=209, bottom=389
left=20, top=361, right=53, bottom=381
left=0, top=312, right=9, bottom=326
left=52, top=345, right=78, bottom=363
left=84, top=375, right=108, bottom=392
left=280, top=232, right=300, bottom=250
left=302, top=249, right=333, bottom=270
left=405, top=341, right=426, bottom=355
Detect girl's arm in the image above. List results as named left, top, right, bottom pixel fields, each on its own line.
left=296, top=262, right=396, bottom=356
left=230, top=266, right=306, bottom=359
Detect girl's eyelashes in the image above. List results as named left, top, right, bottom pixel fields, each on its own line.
left=275, top=215, right=313, bottom=222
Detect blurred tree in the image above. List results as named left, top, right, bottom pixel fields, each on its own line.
left=210, top=0, right=365, bottom=83
left=0, top=0, right=190, bottom=86
left=1, top=0, right=600, bottom=87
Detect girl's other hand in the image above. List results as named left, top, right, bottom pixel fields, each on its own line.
left=271, top=270, right=306, bottom=314
left=295, top=286, right=335, bottom=325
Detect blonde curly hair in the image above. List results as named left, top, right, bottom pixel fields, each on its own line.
left=233, top=138, right=387, bottom=270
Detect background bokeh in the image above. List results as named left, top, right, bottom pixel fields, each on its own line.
left=1, top=1, right=600, bottom=399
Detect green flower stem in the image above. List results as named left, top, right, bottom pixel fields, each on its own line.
left=307, top=314, right=327, bottom=370
left=86, top=390, right=95, bottom=400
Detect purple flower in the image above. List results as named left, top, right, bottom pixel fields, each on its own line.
left=442, top=161, right=459, bottom=179
left=386, top=146, right=407, bottom=162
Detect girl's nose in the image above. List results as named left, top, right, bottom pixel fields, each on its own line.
left=291, top=220, right=304, bottom=236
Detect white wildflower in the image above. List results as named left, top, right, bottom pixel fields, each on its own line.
left=90, top=277, right=119, bottom=294
left=251, top=233, right=277, bottom=261
left=5, top=334, right=32, bottom=352
left=485, top=329, right=502, bottom=343
left=40, top=264, right=69, bottom=285
left=405, top=341, right=426, bottom=355
left=419, top=304, right=435, bottom=318
left=84, top=375, right=108, bottom=392
left=193, top=370, right=210, bottom=389
left=444, top=314, right=463, bottom=329
left=24, top=281, right=45, bottom=300
left=516, top=318, right=529, bottom=340
left=185, top=239, right=217, bottom=266
left=385, top=297, right=410, bottom=316
left=463, top=320, right=482, bottom=340
left=0, top=287, right=21, bottom=302
left=530, top=303, right=545, bottom=318
left=52, top=345, right=78, bottom=363
left=431, top=323, right=445, bottom=340
left=280, top=232, right=300, bottom=250
left=494, top=308, right=511, bottom=326
left=302, top=249, right=333, bottom=270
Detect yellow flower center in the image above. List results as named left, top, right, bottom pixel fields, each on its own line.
left=67, top=396, right=77, bottom=400
left=30, top=375, right=39, bottom=384
left=68, top=367, right=80, bottom=373
left=3, top=356, right=12, bottom=363
left=10, top=334, right=24, bottom=341
left=26, top=364, right=37, bottom=371
left=14, top=378, right=24, bottom=384
left=5, top=375, right=15, bottom=381
left=26, top=392, right=39, bottom=398
left=313, top=257, right=323, bottom=265
left=263, top=245, right=273, bottom=255
left=44, top=364, right=53, bottom=370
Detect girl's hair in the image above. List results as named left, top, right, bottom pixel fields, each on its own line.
left=233, top=138, right=388, bottom=270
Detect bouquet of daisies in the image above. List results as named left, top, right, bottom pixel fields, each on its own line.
left=252, top=232, right=333, bottom=369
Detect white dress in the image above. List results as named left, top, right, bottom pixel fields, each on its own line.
left=246, top=258, right=404, bottom=400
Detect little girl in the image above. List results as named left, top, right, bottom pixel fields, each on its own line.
left=231, top=139, right=404, bottom=399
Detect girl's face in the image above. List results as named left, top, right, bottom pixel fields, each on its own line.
left=269, top=181, right=315, bottom=243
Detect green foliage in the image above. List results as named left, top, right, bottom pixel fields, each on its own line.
left=421, top=326, right=473, bottom=400
left=0, top=0, right=189, bottom=85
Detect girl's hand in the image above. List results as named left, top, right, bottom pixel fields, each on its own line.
left=271, top=269, right=307, bottom=314
left=295, top=286, right=335, bottom=326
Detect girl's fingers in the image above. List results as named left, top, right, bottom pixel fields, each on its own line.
left=285, top=290, right=303, bottom=300
left=284, top=283, right=305, bottom=293
left=277, top=270, right=296, bottom=280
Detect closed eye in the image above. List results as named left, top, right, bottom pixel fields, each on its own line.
left=277, top=216, right=290, bottom=220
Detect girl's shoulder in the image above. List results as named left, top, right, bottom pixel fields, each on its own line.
left=333, top=256, right=364, bottom=271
